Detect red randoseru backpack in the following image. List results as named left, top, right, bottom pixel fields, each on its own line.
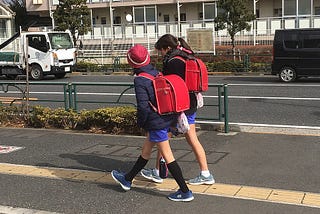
left=138, top=72, right=190, bottom=115
left=174, top=56, right=209, bottom=92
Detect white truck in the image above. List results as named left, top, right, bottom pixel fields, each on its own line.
left=0, top=31, right=77, bottom=80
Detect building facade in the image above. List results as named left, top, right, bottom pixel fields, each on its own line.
left=0, top=1, right=14, bottom=40
left=24, top=0, right=320, bottom=53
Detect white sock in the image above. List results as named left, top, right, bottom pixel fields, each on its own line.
left=153, top=169, right=160, bottom=176
left=201, top=170, right=211, bottom=177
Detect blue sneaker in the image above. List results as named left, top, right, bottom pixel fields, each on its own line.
left=111, top=170, right=131, bottom=191
left=168, top=189, right=194, bottom=202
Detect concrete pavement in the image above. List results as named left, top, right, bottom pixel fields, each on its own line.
left=0, top=127, right=319, bottom=213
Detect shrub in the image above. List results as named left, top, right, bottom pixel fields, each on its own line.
left=21, top=105, right=143, bottom=135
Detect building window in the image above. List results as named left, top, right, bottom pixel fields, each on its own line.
left=274, top=8, right=282, bottom=17
left=32, top=0, right=43, bottom=4
left=180, top=13, right=186, bottom=22
left=52, top=0, right=59, bottom=5
left=298, top=0, right=311, bottom=15
left=134, top=7, right=144, bottom=23
left=146, top=7, right=155, bottom=22
left=284, top=0, right=312, bottom=16
left=134, top=6, right=156, bottom=23
left=204, top=3, right=215, bottom=20
left=163, top=14, right=170, bottom=22
left=199, top=12, right=203, bottom=19
left=284, top=0, right=296, bottom=16
left=315, top=7, right=320, bottom=15
left=101, top=17, right=106, bottom=25
left=114, top=16, right=121, bottom=25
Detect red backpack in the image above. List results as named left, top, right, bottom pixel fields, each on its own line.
left=138, top=73, right=190, bottom=115
left=174, top=56, right=209, bottom=92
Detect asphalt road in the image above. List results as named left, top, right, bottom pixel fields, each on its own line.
left=1, top=74, right=320, bottom=128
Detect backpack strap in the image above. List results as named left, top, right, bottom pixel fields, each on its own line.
left=137, top=72, right=158, bottom=113
left=138, top=72, right=155, bottom=80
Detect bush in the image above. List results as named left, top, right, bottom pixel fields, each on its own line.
left=0, top=105, right=143, bottom=135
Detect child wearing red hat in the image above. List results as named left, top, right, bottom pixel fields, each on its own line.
left=111, top=44, right=194, bottom=202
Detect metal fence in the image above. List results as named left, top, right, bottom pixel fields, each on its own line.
left=0, top=81, right=229, bottom=132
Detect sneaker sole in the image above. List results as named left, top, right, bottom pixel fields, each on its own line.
left=111, top=171, right=131, bottom=191
left=140, top=172, right=163, bottom=183
left=168, top=196, right=194, bottom=202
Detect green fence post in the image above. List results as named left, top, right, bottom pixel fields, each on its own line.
left=63, top=84, right=68, bottom=110
left=113, top=56, right=120, bottom=72
left=67, top=83, right=73, bottom=110
left=243, top=54, right=250, bottom=72
left=223, top=84, right=229, bottom=133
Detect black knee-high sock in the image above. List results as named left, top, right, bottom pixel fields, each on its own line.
left=167, top=161, right=189, bottom=193
left=125, top=155, right=148, bottom=181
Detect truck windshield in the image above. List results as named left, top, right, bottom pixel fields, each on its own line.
left=48, top=33, right=73, bottom=49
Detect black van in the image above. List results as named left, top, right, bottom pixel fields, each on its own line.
left=272, top=28, right=320, bottom=82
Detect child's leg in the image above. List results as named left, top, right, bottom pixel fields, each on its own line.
left=157, top=140, right=189, bottom=193
left=125, top=138, right=155, bottom=181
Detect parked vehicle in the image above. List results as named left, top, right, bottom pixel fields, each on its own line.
left=271, top=28, right=320, bottom=82
left=0, top=30, right=76, bottom=80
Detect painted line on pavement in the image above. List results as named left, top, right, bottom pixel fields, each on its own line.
left=0, top=205, right=61, bottom=214
left=0, top=163, right=319, bottom=208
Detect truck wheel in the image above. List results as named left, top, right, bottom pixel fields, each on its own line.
left=55, top=73, right=66, bottom=79
left=279, top=67, right=296, bottom=82
left=30, top=65, right=43, bottom=80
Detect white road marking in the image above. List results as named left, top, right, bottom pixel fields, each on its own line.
left=0, top=205, right=61, bottom=214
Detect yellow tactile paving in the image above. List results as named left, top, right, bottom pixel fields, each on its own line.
left=0, top=163, right=320, bottom=209
left=268, top=189, right=305, bottom=204
left=72, top=171, right=106, bottom=181
left=0, top=165, right=37, bottom=175
left=205, top=183, right=242, bottom=196
left=303, top=193, right=320, bottom=207
left=95, top=174, right=114, bottom=183
left=146, top=178, right=178, bottom=191
left=236, top=186, right=273, bottom=200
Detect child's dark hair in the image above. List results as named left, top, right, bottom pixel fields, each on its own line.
left=155, top=34, right=193, bottom=53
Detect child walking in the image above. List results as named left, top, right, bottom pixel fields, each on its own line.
left=111, top=44, right=194, bottom=202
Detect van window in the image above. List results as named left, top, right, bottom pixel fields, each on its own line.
left=283, top=33, right=299, bottom=49
left=302, top=34, right=320, bottom=48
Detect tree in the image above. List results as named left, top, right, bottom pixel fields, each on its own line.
left=53, top=0, right=90, bottom=45
left=6, top=0, right=28, bottom=31
left=214, top=0, right=256, bottom=58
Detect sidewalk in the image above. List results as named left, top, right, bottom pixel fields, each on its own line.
left=0, top=127, right=319, bottom=213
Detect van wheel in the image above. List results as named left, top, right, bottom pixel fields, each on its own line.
left=30, top=65, right=44, bottom=80
left=279, top=67, right=296, bottom=82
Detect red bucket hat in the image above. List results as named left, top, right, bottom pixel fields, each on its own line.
left=127, top=44, right=150, bottom=68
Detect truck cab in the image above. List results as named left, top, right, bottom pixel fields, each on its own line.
left=0, top=30, right=76, bottom=80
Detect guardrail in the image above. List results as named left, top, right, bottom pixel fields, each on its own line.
left=0, top=81, right=229, bottom=133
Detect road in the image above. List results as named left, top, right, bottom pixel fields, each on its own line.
left=1, top=74, right=320, bottom=128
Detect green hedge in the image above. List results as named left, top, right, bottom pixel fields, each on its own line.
left=0, top=106, right=143, bottom=135
left=76, top=59, right=271, bottom=73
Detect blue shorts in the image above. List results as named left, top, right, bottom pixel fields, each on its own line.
left=149, top=128, right=169, bottom=143
left=186, top=112, right=196, bottom=125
